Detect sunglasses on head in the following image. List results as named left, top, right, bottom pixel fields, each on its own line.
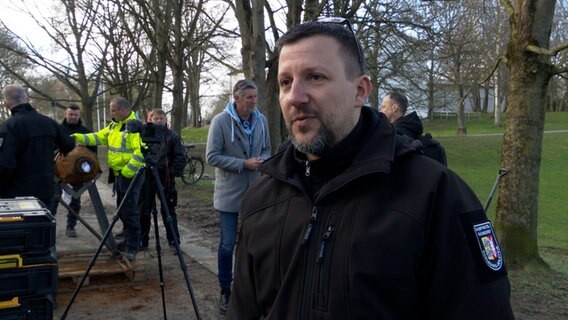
left=315, top=16, right=364, bottom=72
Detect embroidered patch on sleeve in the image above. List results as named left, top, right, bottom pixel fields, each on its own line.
left=473, top=221, right=503, bottom=271
left=458, top=210, right=507, bottom=283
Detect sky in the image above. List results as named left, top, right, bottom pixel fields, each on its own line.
left=0, top=0, right=239, bottom=120
left=0, top=0, right=54, bottom=47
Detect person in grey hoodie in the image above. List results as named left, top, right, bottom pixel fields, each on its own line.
left=205, top=79, right=271, bottom=314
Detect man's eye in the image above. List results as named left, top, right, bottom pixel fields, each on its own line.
left=279, top=79, right=291, bottom=88
left=310, top=74, right=324, bottom=81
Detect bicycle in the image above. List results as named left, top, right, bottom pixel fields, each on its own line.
left=181, top=143, right=205, bottom=185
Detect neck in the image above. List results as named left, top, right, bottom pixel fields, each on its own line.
left=235, top=104, right=251, bottom=120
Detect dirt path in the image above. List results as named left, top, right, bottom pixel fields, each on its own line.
left=52, top=178, right=222, bottom=320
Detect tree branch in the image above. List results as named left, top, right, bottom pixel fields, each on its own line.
left=552, top=66, right=568, bottom=75
left=480, top=56, right=505, bottom=84
left=527, top=42, right=568, bottom=56
left=500, top=0, right=515, bottom=17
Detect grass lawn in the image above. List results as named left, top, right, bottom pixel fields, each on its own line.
left=424, top=112, right=568, bottom=274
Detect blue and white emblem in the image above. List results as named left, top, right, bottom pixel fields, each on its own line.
left=473, top=221, right=503, bottom=271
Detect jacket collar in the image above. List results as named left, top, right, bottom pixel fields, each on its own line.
left=62, top=118, right=83, bottom=128
left=10, top=103, right=34, bottom=115
left=262, top=107, right=420, bottom=187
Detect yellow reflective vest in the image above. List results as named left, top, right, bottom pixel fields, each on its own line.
left=73, top=112, right=144, bottom=178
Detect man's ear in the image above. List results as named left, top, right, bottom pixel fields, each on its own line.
left=355, top=75, right=372, bottom=107
left=391, top=103, right=399, bottom=114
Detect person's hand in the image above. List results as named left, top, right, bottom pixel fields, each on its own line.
left=244, top=157, right=264, bottom=171
left=71, top=133, right=83, bottom=144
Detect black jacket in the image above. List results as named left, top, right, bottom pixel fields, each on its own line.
left=0, top=104, right=76, bottom=202
left=395, top=111, right=447, bottom=166
left=393, top=111, right=423, bottom=139
left=146, top=127, right=187, bottom=179
left=60, top=118, right=97, bottom=154
left=228, top=107, right=513, bottom=319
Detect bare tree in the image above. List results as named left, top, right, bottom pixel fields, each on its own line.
left=0, top=0, right=109, bottom=130
left=495, top=0, right=568, bottom=268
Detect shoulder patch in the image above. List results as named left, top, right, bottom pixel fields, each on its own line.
left=458, top=210, right=507, bottom=282
left=473, top=221, right=504, bottom=271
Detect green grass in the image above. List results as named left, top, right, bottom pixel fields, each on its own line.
left=182, top=112, right=568, bottom=271
left=181, top=126, right=209, bottom=144
left=425, top=111, right=568, bottom=136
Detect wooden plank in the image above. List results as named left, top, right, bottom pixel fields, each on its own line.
left=58, top=252, right=140, bottom=282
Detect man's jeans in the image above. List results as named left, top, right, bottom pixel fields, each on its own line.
left=218, top=211, right=238, bottom=289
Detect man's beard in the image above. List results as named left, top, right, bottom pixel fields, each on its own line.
left=291, top=123, right=335, bottom=157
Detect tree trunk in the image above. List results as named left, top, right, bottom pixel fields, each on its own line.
left=494, top=68, right=502, bottom=127
left=495, top=0, right=556, bottom=269
left=455, top=84, right=467, bottom=135
left=251, top=0, right=267, bottom=110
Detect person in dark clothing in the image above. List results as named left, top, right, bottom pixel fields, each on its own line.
left=227, top=19, right=513, bottom=319
left=138, top=108, right=187, bottom=251
left=50, top=104, right=97, bottom=237
left=381, top=91, right=447, bottom=165
left=0, top=84, right=75, bottom=210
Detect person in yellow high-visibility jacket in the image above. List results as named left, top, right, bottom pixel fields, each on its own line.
left=73, top=96, right=145, bottom=261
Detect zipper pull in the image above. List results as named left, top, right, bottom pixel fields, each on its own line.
left=301, top=207, right=318, bottom=245
left=317, top=224, right=335, bottom=264
left=305, top=161, right=311, bottom=177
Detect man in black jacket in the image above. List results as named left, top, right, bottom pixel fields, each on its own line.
left=138, top=108, right=187, bottom=251
left=0, top=84, right=75, bottom=210
left=50, top=104, right=97, bottom=237
left=227, top=19, right=513, bottom=319
left=381, top=91, right=447, bottom=165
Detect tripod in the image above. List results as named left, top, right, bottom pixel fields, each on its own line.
left=60, top=151, right=202, bottom=320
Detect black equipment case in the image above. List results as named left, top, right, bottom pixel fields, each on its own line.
left=0, top=197, right=57, bottom=319
left=0, top=294, right=54, bottom=320
left=0, top=249, right=58, bottom=299
left=0, top=198, right=56, bottom=255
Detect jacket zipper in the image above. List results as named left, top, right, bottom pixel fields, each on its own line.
left=305, top=161, right=311, bottom=177
left=301, top=207, right=318, bottom=245
left=300, top=206, right=319, bottom=319
left=316, top=215, right=337, bottom=310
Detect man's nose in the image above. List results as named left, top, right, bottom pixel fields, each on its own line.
left=286, top=81, right=309, bottom=106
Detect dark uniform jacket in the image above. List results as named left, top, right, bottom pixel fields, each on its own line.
left=393, top=110, right=423, bottom=139
left=0, top=103, right=75, bottom=204
left=60, top=118, right=96, bottom=154
left=228, top=107, right=513, bottom=319
left=395, top=111, right=447, bottom=166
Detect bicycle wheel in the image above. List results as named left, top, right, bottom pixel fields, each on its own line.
left=181, top=156, right=205, bottom=185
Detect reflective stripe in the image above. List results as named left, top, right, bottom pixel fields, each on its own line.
left=121, top=132, right=128, bottom=151
left=126, top=162, right=138, bottom=172
left=108, top=146, right=134, bottom=153
left=94, top=135, right=101, bottom=145
left=132, top=154, right=144, bottom=162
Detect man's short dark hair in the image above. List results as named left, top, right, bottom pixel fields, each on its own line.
left=276, top=20, right=366, bottom=78
left=388, top=91, right=408, bottom=115
left=67, top=104, right=80, bottom=111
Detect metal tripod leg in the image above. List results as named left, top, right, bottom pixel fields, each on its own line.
left=148, top=161, right=202, bottom=320
left=60, top=167, right=145, bottom=320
